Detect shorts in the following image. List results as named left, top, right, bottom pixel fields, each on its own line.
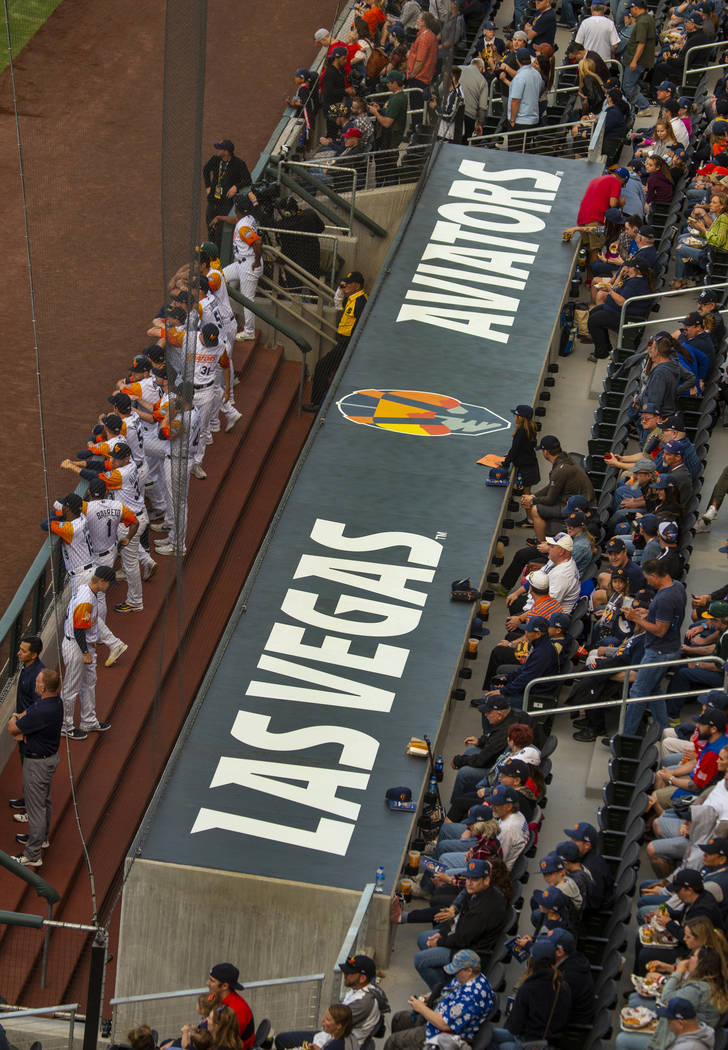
left=582, top=223, right=606, bottom=253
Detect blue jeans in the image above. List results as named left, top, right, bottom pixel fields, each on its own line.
left=666, top=667, right=723, bottom=716
left=622, top=63, right=650, bottom=110
left=489, top=1030, right=524, bottom=1050
left=674, top=241, right=708, bottom=279
left=414, top=934, right=452, bottom=990
left=559, top=0, right=578, bottom=24
left=451, top=763, right=487, bottom=798
left=514, top=0, right=528, bottom=26
left=624, top=648, right=681, bottom=735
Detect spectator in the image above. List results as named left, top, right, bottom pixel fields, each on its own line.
left=322, top=48, right=350, bottom=127
left=406, top=13, right=439, bottom=95
left=206, top=965, right=254, bottom=1048
left=655, top=413, right=702, bottom=480
left=207, top=1007, right=243, bottom=1050
left=595, top=537, right=647, bottom=601
left=622, top=0, right=656, bottom=111
left=639, top=337, right=682, bottom=417
left=429, top=67, right=465, bottom=142
left=507, top=48, right=543, bottom=130
left=458, top=57, right=489, bottom=142
left=480, top=615, right=559, bottom=710
left=524, top=0, right=557, bottom=47
left=645, top=156, right=675, bottom=211
left=384, top=950, right=494, bottom=1050
left=563, top=822, right=615, bottom=909
left=440, top=0, right=465, bottom=58
left=650, top=708, right=728, bottom=817
left=553, top=842, right=599, bottom=911
left=654, top=521, right=685, bottom=580
left=652, top=10, right=714, bottom=87
left=489, top=785, right=531, bottom=869
left=549, top=928, right=597, bottom=1025
left=667, top=607, right=728, bottom=704
left=367, top=70, right=408, bottom=183
left=575, top=2, right=620, bottom=62
left=622, top=559, right=688, bottom=736
left=487, top=939, right=572, bottom=1049
left=501, top=404, right=540, bottom=494
left=587, top=259, right=653, bottom=361
left=202, top=141, right=251, bottom=247
left=673, top=194, right=728, bottom=286
left=450, top=696, right=528, bottom=795
left=637, top=871, right=723, bottom=973
left=696, top=287, right=726, bottom=346
left=530, top=854, right=582, bottom=931
left=519, top=436, right=595, bottom=541
left=413, top=859, right=508, bottom=989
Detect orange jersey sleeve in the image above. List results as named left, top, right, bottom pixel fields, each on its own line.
left=237, top=225, right=260, bottom=247
left=101, top=469, right=123, bottom=492
left=220, top=349, right=230, bottom=369
left=207, top=270, right=223, bottom=293
left=50, top=520, right=75, bottom=544
left=73, top=601, right=94, bottom=630
left=88, top=439, right=112, bottom=456
left=120, top=505, right=137, bottom=526
left=162, top=323, right=185, bottom=347
left=120, top=381, right=143, bottom=398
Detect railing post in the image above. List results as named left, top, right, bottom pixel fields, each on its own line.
left=83, top=929, right=106, bottom=1050
left=618, top=669, right=631, bottom=734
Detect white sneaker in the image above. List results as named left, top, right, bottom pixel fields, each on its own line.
left=210, top=421, right=221, bottom=432
left=704, top=506, right=718, bottom=521
left=235, top=332, right=256, bottom=342
left=233, top=375, right=240, bottom=386
left=14, top=854, right=42, bottom=868
left=205, top=436, right=214, bottom=445
left=142, top=560, right=158, bottom=581
left=115, top=569, right=127, bottom=582
left=154, top=544, right=177, bottom=556
left=225, top=409, right=243, bottom=433
left=150, top=521, right=168, bottom=533
left=191, top=464, right=207, bottom=479
left=105, top=641, right=128, bottom=667
left=694, top=517, right=712, bottom=533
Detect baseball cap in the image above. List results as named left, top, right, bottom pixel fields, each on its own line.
left=385, top=786, right=411, bottom=803
left=562, top=494, right=590, bottom=515
left=526, top=615, right=549, bottom=634
left=545, top=532, right=573, bottom=551
left=93, top=565, right=116, bottom=583
left=703, top=598, right=728, bottom=618
left=661, top=413, right=685, bottom=431
left=548, top=612, right=571, bottom=631
left=444, top=948, right=481, bottom=974
left=694, top=707, right=728, bottom=731
left=465, top=858, right=491, bottom=879
left=533, top=886, right=567, bottom=911
left=388, top=22, right=406, bottom=39
left=343, top=270, right=364, bottom=284
left=108, top=392, right=132, bottom=412
left=530, top=938, right=556, bottom=961
left=500, top=758, right=530, bottom=781
left=483, top=694, right=511, bottom=711
left=516, top=46, right=531, bottom=62
left=490, top=784, right=520, bottom=806
left=87, top=478, right=107, bottom=498
left=537, top=435, right=560, bottom=451
left=604, top=207, right=626, bottom=224
left=683, top=311, right=703, bottom=326
left=540, top=853, right=565, bottom=875
left=385, top=69, right=404, bottom=82
left=482, top=19, right=497, bottom=28
left=102, top=412, right=123, bottom=433
left=656, top=998, right=697, bottom=1021
left=110, top=441, right=131, bottom=459
left=209, top=962, right=243, bottom=989
left=700, top=689, right=728, bottom=709
left=331, top=45, right=348, bottom=58
left=62, top=492, right=83, bottom=513
left=614, top=166, right=629, bottom=181
left=198, top=240, right=219, bottom=258
left=464, top=803, right=494, bottom=825
left=632, top=588, right=655, bottom=608
left=214, top=139, right=234, bottom=152
left=566, top=511, right=587, bottom=527
left=314, top=27, right=329, bottom=40
left=201, top=322, right=219, bottom=344
left=698, top=288, right=721, bottom=303
left=130, top=356, right=152, bottom=373
left=698, top=836, right=728, bottom=856
left=638, top=224, right=655, bottom=239
left=684, top=7, right=700, bottom=20
left=554, top=840, right=581, bottom=863
left=638, top=513, right=659, bottom=534
left=339, top=954, right=376, bottom=980
left=610, top=566, right=628, bottom=580
left=659, top=521, right=679, bottom=542
left=564, top=821, right=598, bottom=845
left=656, top=80, right=676, bottom=92
left=527, top=569, right=550, bottom=591
left=294, top=67, right=310, bottom=77
left=651, top=475, right=676, bottom=490
left=639, top=401, right=660, bottom=414
left=633, top=458, right=656, bottom=473
left=606, top=537, right=626, bottom=553
left=344, top=127, right=362, bottom=139
left=545, top=927, right=576, bottom=952
left=669, top=868, right=704, bottom=892
left=512, top=404, right=534, bottom=418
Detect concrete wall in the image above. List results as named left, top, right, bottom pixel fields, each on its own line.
left=115, top=859, right=392, bottom=1037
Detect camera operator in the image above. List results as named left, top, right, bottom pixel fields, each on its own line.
left=271, top=197, right=326, bottom=286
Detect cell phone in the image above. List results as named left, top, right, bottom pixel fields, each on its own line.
left=622, top=596, right=634, bottom=609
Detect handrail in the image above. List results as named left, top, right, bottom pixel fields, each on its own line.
left=227, top=287, right=311, bottom=414
left=682, top=40, right=727, bottom=85
left=522, top=655, right=725, bottom=733
left=468, top=116, right=605, bottom=160
left=0, top=850, right=60, bottom=904
left=110, top=974, right=327, bottom=1008
left=269, top=166, right=359, bottom=235
left=0, top=1003, right=79, bottom=1020
left=277, top=158, right=388, bottom=238
left=617, top=280, right=728, bottom=344
left=256, top=268, right=339, bottom=347
left=261, top=242, right=338, bottom=303
left=335, top=882, right=376, bottom=969
left=258, top=226, right=340, bottom=290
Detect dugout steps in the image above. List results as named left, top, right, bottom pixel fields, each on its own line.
left=0, top=333, right=313, bottom=1009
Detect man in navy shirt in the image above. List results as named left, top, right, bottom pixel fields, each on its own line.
left=9, top=636, right=44, bottom=815
left=8, top=668, right=63, bottom=867
left=587, top=259, right=652, bottom=360
left=524, top=0, right=557, bottom=46
left=622, top=560, right=687, bottom=735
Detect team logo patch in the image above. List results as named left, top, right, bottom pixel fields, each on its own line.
left=336, top=389, right=510, bottom=437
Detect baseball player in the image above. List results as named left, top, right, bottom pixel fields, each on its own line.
left=90, top=402, right=145, bottom=477
left=121, top=364, right=170, bottom=524
left=60, top=565, right=115, bottom=740
left=82, top=477, right=148, bottom=613
left=155, top=389, right=201, bottom=556
left=198, top=254, right=243, bottom=434
left=188, top=323, right=232, bottom=478
left=213, top=195, right=262, bottom=342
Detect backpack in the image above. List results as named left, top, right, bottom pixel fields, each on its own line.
left=366, top=47, right=389, bottom=80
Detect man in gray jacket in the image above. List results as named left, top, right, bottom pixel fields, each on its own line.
left=459, top=58, right=489, bottom=141
left=655, top=997, right=715, bottom=1050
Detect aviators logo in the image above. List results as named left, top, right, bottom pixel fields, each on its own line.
left=337, top=389, right=510, bottom=438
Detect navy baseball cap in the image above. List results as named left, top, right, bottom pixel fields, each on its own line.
left=698, top=288, right=721, bottom=303
left=656, top=998, right=696, bottom=1021
left=669, top=868, right=703, bottom=892
left=651, top=474, right=676, bottom=490
left=484, top=694, right=511, bottom=711
left=62, top=492, right=83, bottom=512
left=544, top=927, right=576, bottom=952
left=209, top=962, right=243, bottom=989
left=663, top=439, right=686, bottom=455
left=533, top=886, right=567, bottom=911
left=604, top=207, right=626, bottom=223
left=108, top=392, right=132, bottom=412
left=638, top=513, right=659, bottom=533
left=699, top=689, right=728, bottom=710
left=549, top=612, right=571, bottom=631
left=87, top=478, right=107, bottom=498
left=566, top=511, right=587, bottom=527
left=490, top=784, right=520, bottom=806
left=214, top=139, right=235, bottom=152
left=656, top=80, right=676, bottom=93
left=500, top=758, right=530, bottom=781
left=339, top=954, right=376, bottom=979
left=614, top=166, right=629, bottom=181
left=294, top=67, right=310, bottom=77
left=606, top=537, right=626, bottom=552
left=698, top=836, right=728, bottom=855
left=694, top=707, right=728, bottom=731
left=512, top=404, right=534, bottom=418
left=639, top=400, right=660, bottom=414
left=633, top=588, right=655, bottom=608
left=331, top=45, right=348, bottom=58
left=465, top=858, right=491, bottom=878
left=526, top=615, right=549, bottom=634
left=483, top=19, right=497, bottom=28
left=564, top=822, right=598, bottom=845
left=530, top=938, right=556, bottom=961
left=555, top=840, right=581, bottom=862
left=537, top=435, right=560, bottom=451
left=561, top=494, right=589, bottom=515
left=464, top=803, right=494, bottom=825
left=385, top=786, right=411, bottom=803
left=540, top=853, right=565, bottom=875
left=110, top=442, right=131, bottom=459
left=661, top=412, right=685, bottom=431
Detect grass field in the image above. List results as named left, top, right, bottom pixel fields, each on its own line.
left=1, top=0, right=65, bottom=73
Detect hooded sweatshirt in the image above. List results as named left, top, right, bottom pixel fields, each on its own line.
left=559, top=951, right=596, bottom=1024
left=667, top=1023, right=715, bottom=1050
left=641, top=358, right=681, bottom=416
left=648, top=976, right=719, bottom=1050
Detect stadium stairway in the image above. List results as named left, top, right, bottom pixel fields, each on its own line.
left=0, top=334, right=313, bottom=1010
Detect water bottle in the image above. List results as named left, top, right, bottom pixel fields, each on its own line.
left=375, top=865, right=385, bottom=893
left=434, top=754, right=444, bottom=782
left=424, top=774, right=438, bottom=805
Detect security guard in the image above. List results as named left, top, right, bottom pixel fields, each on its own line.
left=304, top=271, right=368, bottom=410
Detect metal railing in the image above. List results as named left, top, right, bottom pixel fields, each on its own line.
left=258, top=226, right=341, bottom=290
left=468, top=114, right=605, bottom=160
left=258, top=249, right=340, bottom=348
left=682, top=40, right=728, bottom=85
left=334, top=883, right=376, bottom=999
left=617, top=280, right=728, bottom=345
left=522, top=655, right=725, bottom=733
left=286, top=160, right=360, bottom=233
left=109, top=974, right=326, bottom=1045
left=0, top=1003, right=79, bottom=1050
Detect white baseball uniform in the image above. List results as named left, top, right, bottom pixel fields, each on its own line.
left=60, top=583, right=102, bottom=732
left=223, top=214, right=262, bottom=337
